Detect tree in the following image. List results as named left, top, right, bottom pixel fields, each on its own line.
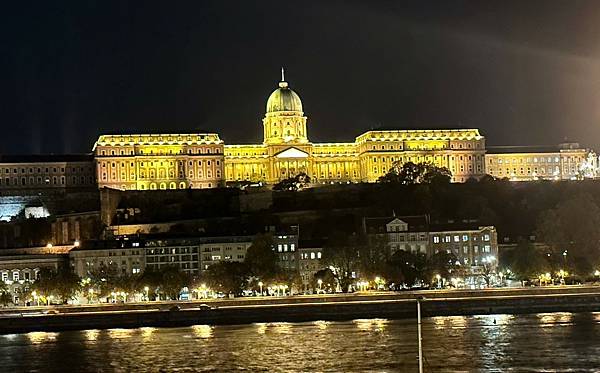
left=378, top=162, right=451, bottom=185
left=536, top=193, right=600, bottom=275
left=424, top=251, right=458, bottom=283
left=358, top=235, right=389, bottom=279
left=244, top=234, right=279, bottom=281
left=509, top=240, right=550, bottom=282
left=0, top=291, right=11, bottom=307
left=383, top=250, right=426, bottom=288
left=206, top=261, right=249, bottom=295
left=273, top=172, right=311, bottom=191
left=0, top=281, right=11, bottom=307
left=159, top=266, right=190, bottom=300
left=321, top=231, right=360, bottom=292
left=33, top=265, right=81, bottom=303
left=89, top=264, right=121, bottom=300
left=313, top=268, right=336, bottom=293
left=139, top=267, right=163, bottom=300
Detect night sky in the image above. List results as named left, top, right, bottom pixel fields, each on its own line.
left=3, top=1, right=600, bottom=154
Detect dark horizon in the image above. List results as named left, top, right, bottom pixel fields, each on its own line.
left=3, top=0, right=600, bottom=154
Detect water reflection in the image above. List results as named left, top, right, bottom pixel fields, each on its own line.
left=108, top=328, right=134, bottom=339
left=255, top=323, right=267, bottom=335
left=2, top=314, right=600, bottom=372
left=84, top=329, right=100, bottom=342
left=314, top=320, right=330, bottom=330
left=271, top=322, right=292, bottom=334
left=191, top=324, right=213, bottom=339
left=537, top=312, right=573, bottom=326
left=432, top=315, right=467, bottom=329
left=140, top=327, right=155, bottom=341
left=353, top=318, right=388, bottom=332
left=27, top=331, right=58, bottom=344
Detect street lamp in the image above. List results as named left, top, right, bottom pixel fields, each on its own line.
left=258, top=281, right=263, bottom=296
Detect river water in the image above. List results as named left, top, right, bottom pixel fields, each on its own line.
left=1, top=312, right=600, bottom=372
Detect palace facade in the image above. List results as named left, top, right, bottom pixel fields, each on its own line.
left=93, top=133, right=224, bottom=190
left=225, top=76, right=486, bottom=184
left=82, top=74, right=599, bottom=190
left=485, top=143, right=597, bottom=181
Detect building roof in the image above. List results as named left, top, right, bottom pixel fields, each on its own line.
left=486, top=145, right=561, bottom=154
left=363, top=215, right=429, bottom=234
left=429, top=221, right=492, bottom=232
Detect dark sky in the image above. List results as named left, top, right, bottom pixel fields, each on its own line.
left=3, top=0, right=600, bottom=154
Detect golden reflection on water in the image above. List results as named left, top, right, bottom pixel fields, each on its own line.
left=27, top=331, right=58, bottom=344
left=271, top=322, right=292, bottom=334
left=432, top=315, right=467, bottom=329
left=255, top=323, right=267, bottom=335
left=108, top=328, right=134, bottom=339
left=537, top=312, right=573, bottom=326
left=85, top=329, right=100, bottom=341
left=314, top=320, right=330, bottom=330
left=191, top=325, right=213, bottom=339
left=353, top=318, right=388, bottom=332
left=140, top=327, right=155, bottom=341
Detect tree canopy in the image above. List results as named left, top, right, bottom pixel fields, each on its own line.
left=273, top=172, right=311, bottom=191
left=205, top=261, right=249, bottom=295
left=536, top=193, right=600, bottom=275
left=244, top=233, right=279, bottom=281
left=378, top=162, right=452, bottom=185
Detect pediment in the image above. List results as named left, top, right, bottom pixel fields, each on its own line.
left=388, top=218, right=407, bottom=225
left=275, top=147, right=309, bottom=158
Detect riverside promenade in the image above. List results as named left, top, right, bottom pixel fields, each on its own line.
left=2, top=286, right=600, bottom=334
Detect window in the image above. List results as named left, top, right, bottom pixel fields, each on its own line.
left=484, top=234, right=490, bottom=241
left=433, top=236, right=440, bottom=244
left=462, top=235, right=469, bottom=242
left=453, top=235, right=460, bottom=242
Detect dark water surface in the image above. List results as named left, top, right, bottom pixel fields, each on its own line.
left=2, top=312, right=600, bottom=372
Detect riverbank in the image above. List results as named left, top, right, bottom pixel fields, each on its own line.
left=2, top=286, right=600, bottom=334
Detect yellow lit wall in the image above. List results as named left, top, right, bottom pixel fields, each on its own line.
left=93, top=134, right=224, bottom=190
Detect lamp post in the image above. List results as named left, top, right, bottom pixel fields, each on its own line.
left=317, top=279, right=323, bottom=293
left=435, top=274, right=441, bottom=289
left=144, top=286, right=149, bottom=301
left=416, top=296, right=425, bottom=373
left=258, top=281, right=263, bottom=296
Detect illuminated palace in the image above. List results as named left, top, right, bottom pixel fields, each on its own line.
left=91, top=73, right=597, bottom=191
left=225, top=73, right=486, bottom=184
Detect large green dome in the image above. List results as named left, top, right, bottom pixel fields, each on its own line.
left=266, top=80, right=303, bottom=114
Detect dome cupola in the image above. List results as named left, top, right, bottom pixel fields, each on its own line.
left=265, top=69, right=303, bottom=114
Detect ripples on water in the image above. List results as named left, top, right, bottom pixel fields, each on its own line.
left=2, top=313, right=600, bottom=372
